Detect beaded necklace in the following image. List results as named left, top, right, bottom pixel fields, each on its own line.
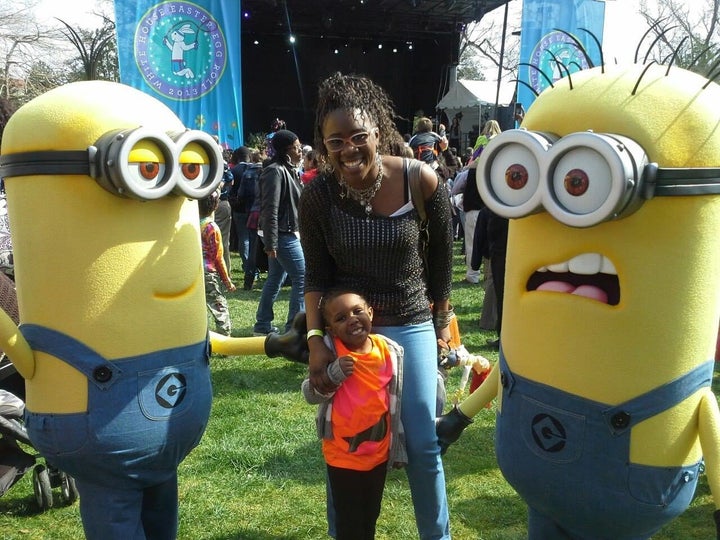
left=338, top=153, right=383, bottom=216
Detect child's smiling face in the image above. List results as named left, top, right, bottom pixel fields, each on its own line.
left=324, top=293, right=373, bottom=351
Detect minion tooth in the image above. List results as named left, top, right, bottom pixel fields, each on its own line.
left=568, top=253, right=603, bottom=275
left=546, top=261, right=569, bottom=273
left=539, top=254, right=616, bottom=276
left=600, top=257, right=617, bottom=275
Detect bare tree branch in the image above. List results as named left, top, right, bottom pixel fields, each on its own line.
left=639, top=0, right=720, bottom=73
left=459, top=4, right=521, bottom=82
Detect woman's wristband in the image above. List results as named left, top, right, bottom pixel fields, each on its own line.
left=433, top=305, right=455, bottom=330
left=306, top=328, right=325, bottom=341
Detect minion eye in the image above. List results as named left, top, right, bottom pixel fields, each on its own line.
left=181, top=162, right=202, bottom=181
left=544, top=132, right=648, bottom=227
left=489, top=145, right=540, bottom=208
left=124, top=140, right=172, bottom=198
left=179, top=145, right=209, bottom=185
left=506, top=163, right=530, bottom=191
left=90, top=128, right=177, bottom=200
left=551, top=148, right=612, bottom=215
left=138, top=162, right=162, bottom=180
left=171, top=131, right=224, bottom=199
left=477, top=129, right=554, bottom=219
left=564, top=169, right=589, bottom=196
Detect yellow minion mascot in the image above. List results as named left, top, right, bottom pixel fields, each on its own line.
left=0, top=81, right=305, bottom=539
left=437, top=60, right=720, bottom=538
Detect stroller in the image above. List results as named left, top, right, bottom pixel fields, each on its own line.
left=0, top=272, right=79, bottom=510
left=0, top=384, right=79, bottom=510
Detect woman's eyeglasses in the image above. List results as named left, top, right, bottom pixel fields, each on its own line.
left=323, top=132, right=371, bottom=152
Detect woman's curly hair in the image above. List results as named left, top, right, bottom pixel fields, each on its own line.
left=314, top=72, right=397, bottom=162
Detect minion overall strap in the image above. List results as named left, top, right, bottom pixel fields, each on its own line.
left=602, top=360, right=715, bottom=436
left=20, top=324, right=123, bottom=390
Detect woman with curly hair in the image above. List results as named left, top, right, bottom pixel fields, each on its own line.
left=299, top=72, right=454, bottom=539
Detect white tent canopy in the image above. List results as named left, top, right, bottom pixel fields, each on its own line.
left=437, top=79, right=515, bottom=109
left=437, top=79, right=516, bottom=150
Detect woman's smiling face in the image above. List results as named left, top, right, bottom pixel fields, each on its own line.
left=321, top=108, right=379, bottom=186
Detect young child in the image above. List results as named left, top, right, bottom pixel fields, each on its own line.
left=300, top=149, right=320, bottom=185
left=198, top=189, right=236, bottom=336
left=302, top=289, right=406, bottom=540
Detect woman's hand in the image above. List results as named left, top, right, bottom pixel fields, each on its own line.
left=308, top=338, right=337, bottom=394
left=436, top=325, right=451, bottom=346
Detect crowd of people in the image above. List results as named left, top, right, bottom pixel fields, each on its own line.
left=211, top=111, right=504, bottom=338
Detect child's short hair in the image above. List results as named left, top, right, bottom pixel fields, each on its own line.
left=416, top=117, right=433, bottom=133
left=304, top=149, right=320, bottom=169
left=198, top=189, right=220, bottom=218
left=319, top=287, right=369, bottom=324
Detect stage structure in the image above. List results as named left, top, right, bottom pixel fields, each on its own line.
left=240, top=0, right=511, bottom=144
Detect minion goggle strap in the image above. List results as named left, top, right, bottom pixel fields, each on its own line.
left=0, top=127, right=224, bottom=201
left=476, top=129, right=720, bottom=228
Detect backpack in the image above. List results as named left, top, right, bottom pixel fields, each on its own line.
left=220, top=163, right=234, bottom=198
left=228, top=163, right=261, bottom=212
left=415, top=143, right=438, bottom=164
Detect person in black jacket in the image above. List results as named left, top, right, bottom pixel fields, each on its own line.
left=472, top=206, right=508, bottom=349
left=253, top=130, right=305, bottom=335
left=460, top=161, right=484, bottom=283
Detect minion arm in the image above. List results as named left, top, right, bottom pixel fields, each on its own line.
left=436, top=364, right=499, bottom=454
left=0, top=309, right=34, bottom=379
left=459, top=362, right=500, bottom=417
left=697, top=388, right=720, bottom=537
left=210, top=333, right=266, bottom=356
left=209, top=312, right=309, bottom=363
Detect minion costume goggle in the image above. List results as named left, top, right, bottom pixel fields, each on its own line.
left=476, top=129, right=720, bottom=228
left=0, top=127, right=224, bottom=201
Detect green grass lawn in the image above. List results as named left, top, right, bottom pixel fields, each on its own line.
left=0, top=248, right=716, bottom=539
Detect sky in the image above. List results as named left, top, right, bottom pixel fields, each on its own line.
left=34, top=0, right=654, bottom=59
left=596, top=1, right=649, bottom=63
left=35, top=0, right=106, bottom=28
left=33, top=0, right=657, bottom=74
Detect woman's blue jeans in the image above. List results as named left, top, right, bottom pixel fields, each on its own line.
left=232, top=211, right=250, bottom=273
left=254, top=232, right=305, bottom=333
left=327, top=321, right=451, bottom=540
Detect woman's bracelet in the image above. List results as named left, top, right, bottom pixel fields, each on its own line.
left=433, top=306, right=455, bottom=330
left=306, top=328, right=325, bottom=341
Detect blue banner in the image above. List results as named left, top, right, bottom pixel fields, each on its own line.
left=517, top=0, right=605, bottom=116
left=114, top=0, right=242, bottom=148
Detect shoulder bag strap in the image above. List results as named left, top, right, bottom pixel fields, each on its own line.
left=406, top=158, right=430, bottom=271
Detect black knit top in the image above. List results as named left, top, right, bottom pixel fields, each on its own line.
left=299, top=169, right=453, bottom=327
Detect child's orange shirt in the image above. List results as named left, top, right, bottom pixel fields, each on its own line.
left=322, top=334, right=393, bottom=471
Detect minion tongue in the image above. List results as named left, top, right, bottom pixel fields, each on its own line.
left=536, top=281, right=609, bottom=304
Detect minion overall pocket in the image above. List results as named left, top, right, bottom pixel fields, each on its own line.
left=86, top=343, right=212, bottom=487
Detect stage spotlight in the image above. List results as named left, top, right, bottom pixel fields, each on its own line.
left=322, top=14, right=333, bottom=30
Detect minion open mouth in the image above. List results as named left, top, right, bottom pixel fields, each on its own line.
left=526, top=253, right=620, bottom=306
